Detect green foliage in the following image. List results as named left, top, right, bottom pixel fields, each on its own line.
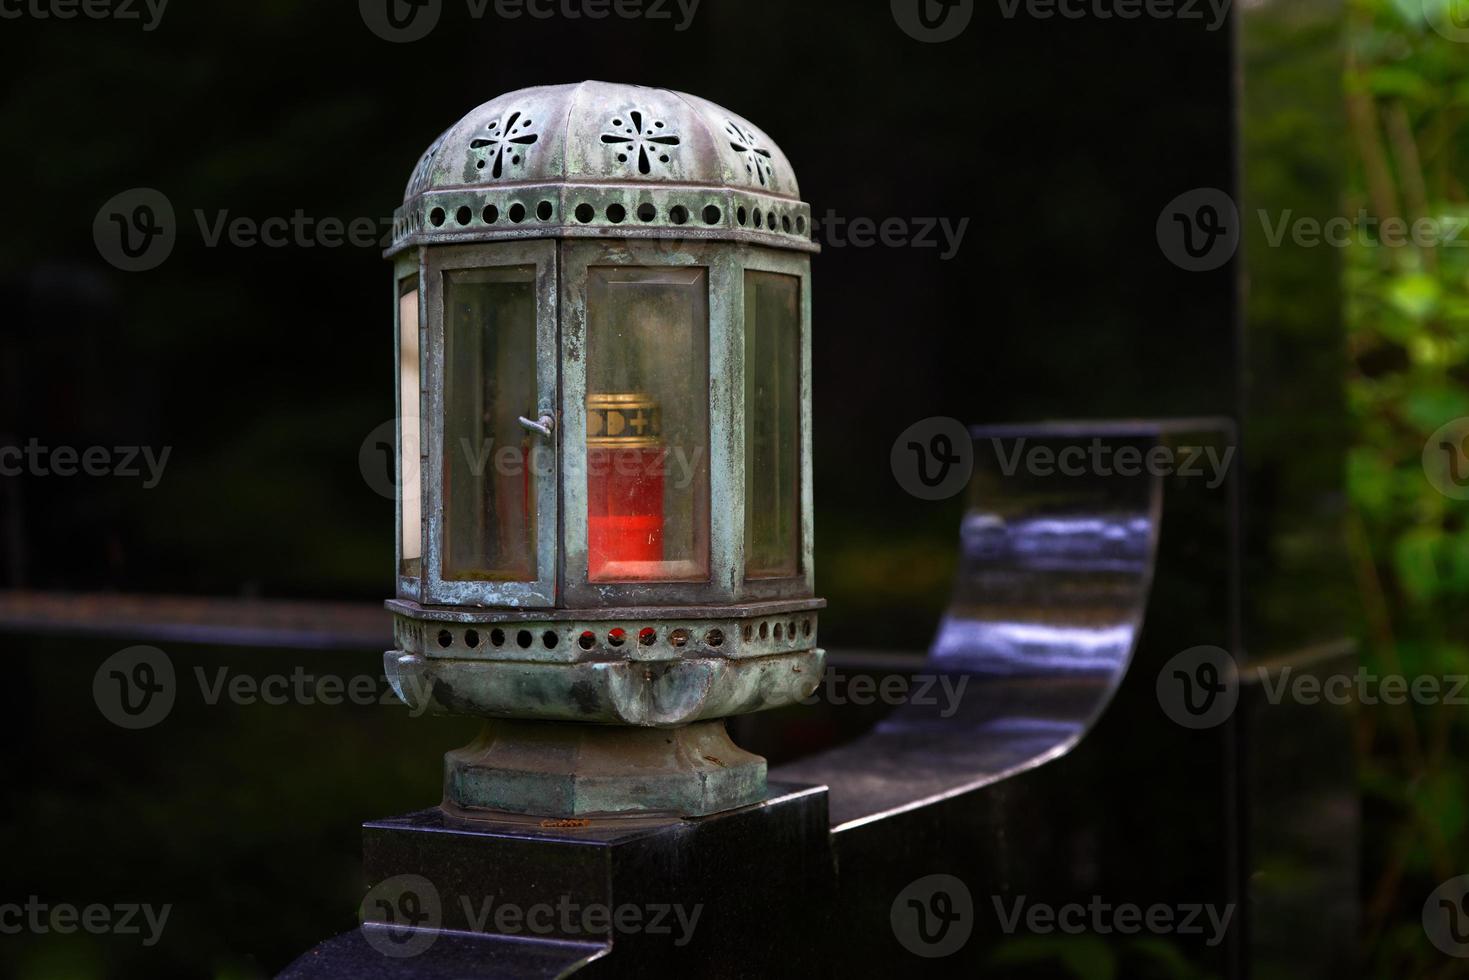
left=1346, top=0, right=1469, bottom=972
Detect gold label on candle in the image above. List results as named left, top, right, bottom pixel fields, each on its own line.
left=587, top=392, right=662, bottom=448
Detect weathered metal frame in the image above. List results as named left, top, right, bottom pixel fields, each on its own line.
left=558, top=239, right=733, bottom=608
left=554, top=241, right=815, bottom=608
left=385, top=183, right=818, bottom=258
left=394, top=247, right=424, bottom=602
left=389, top=597, right=821, bottom=663
left=729, top=244, right=815, bottom=601
left=388, top=648, right=822, bottom=726
left=421, top=240, right=560, bottom=608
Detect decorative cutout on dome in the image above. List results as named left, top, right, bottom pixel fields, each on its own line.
left=407, top=128, right=450, bottom=198
left=600, top=111, right=681, bottom=176
left=470, top=110, right=539, bottom=179
left=726, top=121, right=774, bottom=187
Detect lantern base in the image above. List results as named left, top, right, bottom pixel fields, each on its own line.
left=442, top=718, right=767, bottom=818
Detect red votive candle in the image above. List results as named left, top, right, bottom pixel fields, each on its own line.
left=587, top=393, right=664, bottom=580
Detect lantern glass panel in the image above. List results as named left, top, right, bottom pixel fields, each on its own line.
left=399, top=280, right=422, bottom=573
left=584, top=266, right=710, bottom=582
left=743, top=270, right=801, bottom=578
left=441, top=266, right=538, bottom=582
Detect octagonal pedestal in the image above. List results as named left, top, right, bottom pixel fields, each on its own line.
left=443, top=718, right=767, bottom=818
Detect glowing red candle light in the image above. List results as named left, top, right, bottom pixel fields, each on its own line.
left=587, top=392, right=664, bottom=579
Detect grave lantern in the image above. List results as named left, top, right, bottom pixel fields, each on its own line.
left=383, top=81, right=823, bottom=817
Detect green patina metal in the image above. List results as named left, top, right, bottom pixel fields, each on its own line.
left=384, top=81, right=821, bottom=819
left=442, top=719, right=767, bottom=819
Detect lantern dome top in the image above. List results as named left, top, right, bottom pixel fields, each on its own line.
left=387, top=81, right=815, bottom=256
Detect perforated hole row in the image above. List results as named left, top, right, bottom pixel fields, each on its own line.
left=417, top=617, right=812, bottom=655
left=573, top=625, right=716, bottom=651
left=406, top=196, right=813, bottom=242
left=428, top=199, right=558, bottom=229
left=740, top=619, right=815, bottom=643
left=435, top=626, right=559, bottom=651
left=567, top=201, right=719, bottom=227
left=733, top=203, right=807, bottom=237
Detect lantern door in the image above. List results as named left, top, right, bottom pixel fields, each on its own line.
left=422, top=241, right=559, bottom=607
left=558, top=241, right=740, bottom=607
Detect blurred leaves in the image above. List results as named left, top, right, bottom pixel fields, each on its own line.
left=1387, top=271, right=1440, bottom=319
left=1346, top=0, right=1469, bottom=970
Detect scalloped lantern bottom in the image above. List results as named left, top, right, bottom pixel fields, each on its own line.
left=382, top=602, right=824, bottom=817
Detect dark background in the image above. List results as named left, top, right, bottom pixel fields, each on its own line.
left=0, top=0, right=1351, bottom=976
left=0, top=0, right=1242, bottom=636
